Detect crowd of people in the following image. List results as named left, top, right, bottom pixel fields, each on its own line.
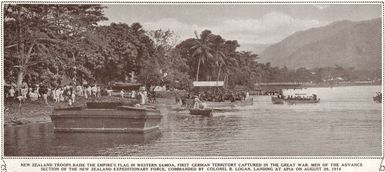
left=192, top=90, right=250, bottom=102
left=5, top=82, right=105, bottom=105
left=174, top=90, right=251, bottom=109
left=118, top=87, right=156, bottom=104
left=277, top=94, right=318, bottom=101
left=5, top=81, right=159, bottom=106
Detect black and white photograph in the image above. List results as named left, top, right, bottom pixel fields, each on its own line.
left=2, top=2, right=382, bottom=159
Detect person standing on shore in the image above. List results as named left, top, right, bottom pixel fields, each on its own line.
left=120, top=89, right=125, bottom=99
left=71, top=87, right=76, bottom=104
left=143, top=89, right=148, bottom=103
left=76, top=84, right=83, bottom=97
left=9, top=86, right=15, bottom=100
left=96, top=85, right=101, bottom=97
left=59, top=87, right=64, bottom=102
left=87, top=85, right=92, bottom=98
left=84, top=85, right=88, bottom=99
left=52, top=88, right=57, bottom=102
left=91, top=85, right=97, bottom=97
left=131, top=90, right=136, bottom=98
left=39, top=85, right=48, bottom=104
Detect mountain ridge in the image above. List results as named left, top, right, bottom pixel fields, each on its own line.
left=259, top=18, right=381, bottom=70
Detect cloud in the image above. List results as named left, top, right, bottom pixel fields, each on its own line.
left=213, top=12, right=322, bottom=43
left=142, top=12, right=322, bottom=44
left=143, top=18, right=203, bottom=41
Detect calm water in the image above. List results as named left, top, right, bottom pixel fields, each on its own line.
left=4, top=86, right=382, bottom=156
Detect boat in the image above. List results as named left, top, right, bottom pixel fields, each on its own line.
left=373, top=93, right=382, bottom=103
left=189, top=109, right=213, bottom=117
left=284, top=98, right=320, bottom=104
left=271, top=96, right=284, bottom=104
left=193, top=81, right=254, bottom=107
left=50, top=102, right=162, bottom=133
left=373, top=97, right=382, bottom=103
left=271, top=96, right=320, bottom=104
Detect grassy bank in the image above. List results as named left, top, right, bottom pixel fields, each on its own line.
left=4, top=98, right=87, bottom=127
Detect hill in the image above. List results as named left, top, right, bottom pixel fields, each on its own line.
left=260, top=18, right=381, bottom=70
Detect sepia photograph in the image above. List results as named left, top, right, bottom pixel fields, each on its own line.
left=2, top=2, right=382, bottom=158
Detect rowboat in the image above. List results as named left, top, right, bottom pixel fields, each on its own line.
left=189, top=109, right=213, bottom=117
left=50, top=102, right=162, bottom=133
left=373, top=96, right=382, bottom=103
left=373, top=93, right=382, bottom=103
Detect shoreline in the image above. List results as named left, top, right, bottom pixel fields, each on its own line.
left=300, top=83, right=381, bottom=88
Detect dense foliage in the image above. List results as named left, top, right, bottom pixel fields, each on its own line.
left=4, top=5, right=381, bottom=91
left=4, top=4, right=107, bottom=88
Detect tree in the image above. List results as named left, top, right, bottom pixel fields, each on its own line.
left=227, top=51, right=258, bottom=88
left=79, top=23, right=155, bottom=84
left=4, top=4, right=107, bottom=88
left=191, top=30, right=214, bottom=81
left=208, top=34, right=227, bottom=81
left=139, top=29, right=191, bottom=89
left=176, top=30, right=259, bottom=86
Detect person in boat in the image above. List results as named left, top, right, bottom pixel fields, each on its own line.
left=220, top=93, right=225, bottom=102
left=312, top=94, right=317, bottom=100
left=229, top=92, right=236, bottom=102
left=193, top=96, right=202, bottom=109
left=181, top=95, right=187, bottom=106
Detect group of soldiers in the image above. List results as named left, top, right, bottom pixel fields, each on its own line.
left=174, top=90, right=250, bottom=107
left=194, top=91, right=250, bottom=102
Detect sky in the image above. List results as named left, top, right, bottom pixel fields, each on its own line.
left=101, top=3, right=382, bottom=46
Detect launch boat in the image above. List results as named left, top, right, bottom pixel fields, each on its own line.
left=50, top=101, right=162, bottom=133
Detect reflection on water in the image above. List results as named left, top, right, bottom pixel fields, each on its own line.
left=4, top=86, right=382, bottom=156
left=5, top=124, right=161, bottom=156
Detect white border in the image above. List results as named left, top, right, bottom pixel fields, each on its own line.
left=1, top=1, right=384, bottom=172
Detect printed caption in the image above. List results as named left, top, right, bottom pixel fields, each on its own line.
left=19, top=162, right=364, bottom=171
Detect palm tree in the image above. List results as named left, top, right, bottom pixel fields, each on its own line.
left=215, top=51, right=226, bottom=81
left=190, top=30, right=214, bottom=81
left=209, top=35, right=227, bottom=81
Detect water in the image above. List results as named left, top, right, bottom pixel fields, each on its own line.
left=4, top=86, right=382, bottom=156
